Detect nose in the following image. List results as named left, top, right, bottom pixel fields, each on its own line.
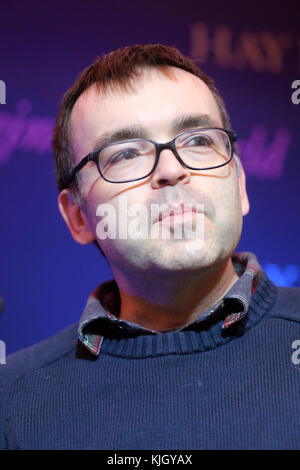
left=151, top=148, right=191, bottom=189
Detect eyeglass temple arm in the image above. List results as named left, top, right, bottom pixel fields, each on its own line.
left=64, top=153, right=94, bottom=187
left=228, top=130, right=237, bottom=143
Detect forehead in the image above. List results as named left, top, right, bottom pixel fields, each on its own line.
left=70, top=66, right=223, bottom=162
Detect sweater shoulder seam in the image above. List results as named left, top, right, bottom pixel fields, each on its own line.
left=0, top=344, right=78, bottom=390
left=0, top=323, right=79, bottom=389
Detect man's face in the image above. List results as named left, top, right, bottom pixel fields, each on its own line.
left=68, top=66, right=249, bottom=278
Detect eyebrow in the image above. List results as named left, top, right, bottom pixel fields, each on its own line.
left=91, top=113, right=221, bottom=152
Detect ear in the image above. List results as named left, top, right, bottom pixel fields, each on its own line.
left=58, top=189, right=95, bottom=244
left=237, top=159, right=250, bottom=216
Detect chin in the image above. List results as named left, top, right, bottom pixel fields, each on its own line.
left=143, top=240, right=210, bottom=271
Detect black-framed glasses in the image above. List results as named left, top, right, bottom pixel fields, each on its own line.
left=64, top=127, right=237, bottom=186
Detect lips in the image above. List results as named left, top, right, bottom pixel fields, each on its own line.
left=154, top=202, right=202, bottom=224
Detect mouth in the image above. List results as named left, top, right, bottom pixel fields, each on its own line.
left=154, top=202, right=203, bottom=224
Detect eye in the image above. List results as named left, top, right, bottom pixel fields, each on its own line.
left=110, top=148, right=140, bottom=163
left=184, top=134, right=212, bottom=147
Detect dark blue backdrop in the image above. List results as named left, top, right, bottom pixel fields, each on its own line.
left=1, top=0, right=299, bottom=355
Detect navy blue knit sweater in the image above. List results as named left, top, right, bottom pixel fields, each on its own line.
left=1, top=271, right=300, bottom=450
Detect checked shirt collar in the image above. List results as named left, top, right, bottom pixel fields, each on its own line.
left=78, top=252, right=262, bottom=355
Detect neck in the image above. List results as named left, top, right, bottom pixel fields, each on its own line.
left=116, top=259, right=239, bottom=332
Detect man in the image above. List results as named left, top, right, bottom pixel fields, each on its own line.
left=1, top=44, right=300, bottom=450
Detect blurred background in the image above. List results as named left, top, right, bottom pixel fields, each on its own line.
left=0, top=0, right=299, bottom=354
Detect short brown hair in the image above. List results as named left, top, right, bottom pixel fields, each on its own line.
left=52, top=43, right=232, bottom=193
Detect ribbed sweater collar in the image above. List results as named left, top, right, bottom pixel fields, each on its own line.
left=80, top=271, right=277, bottom=359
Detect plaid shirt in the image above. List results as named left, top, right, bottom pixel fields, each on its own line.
left=78, top=252, right=262, bottom=355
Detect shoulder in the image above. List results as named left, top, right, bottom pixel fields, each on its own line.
left=269, top=284, right=300, bottom=323
left=0, top=323, right=79, bottom=388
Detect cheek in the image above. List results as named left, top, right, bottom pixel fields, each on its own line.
left=81, top=176, right=118, bottom=216
left=209, top=180, right=242, bottom=227
left=83, top=185, right=138, bottom=240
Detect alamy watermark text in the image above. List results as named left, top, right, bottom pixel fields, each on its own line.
left=0, top=80, right=6, bottom=104
left=291, top=80, right=300, bottom=105
left=0, top=340, right=6, bottom=364
left=95, top=197, right=205, bottom=250
left=291, top=340, right=300, bottom=365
